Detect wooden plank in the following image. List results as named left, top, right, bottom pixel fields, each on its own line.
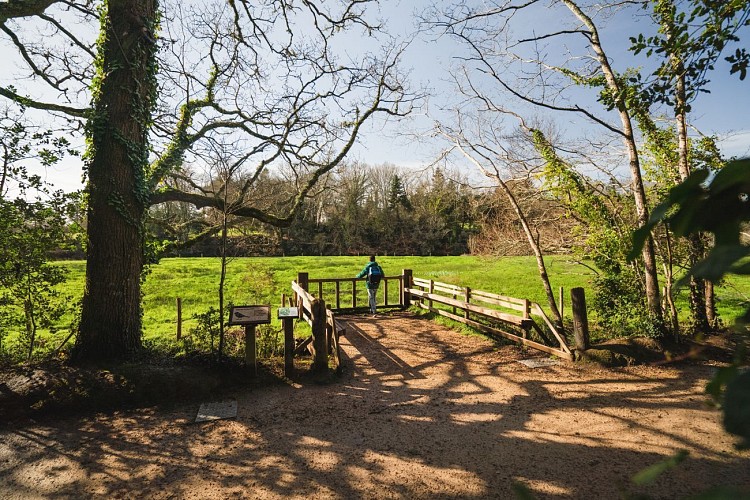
left=530, top=320, right=554, bottom=346
left=407, top=288, right=531, bottom=327
left=412, top=277, right=431, bottom=287
left=413, top=277, right=525, bottom=305
left=325, top=307, right=343, bottom=374
left=311, top=299, right=328, bottom=371
left=464, top=287, right=470, bottom=320
left=532, top=303, right=572, bottom=354
left=416, top=303, right=572, bottom=361
left=294, top=336, right=312, bottom=355
left=469, top=288, right=527, bottom=305
left=465, top=293, right=527, bottom=313
left=334, top=319, right=347, bottom=336
left=413, top=278, right=527, bottom=311
left=308, top=276, right=401, bottom=285
left=283, top=317, right=294, bottom=376
left=291, top=281, right=315, bottom=311
left=431, top=283, right=465, bottom=296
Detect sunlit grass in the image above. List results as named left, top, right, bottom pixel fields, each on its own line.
left=5, top=255, right=749, bottom=356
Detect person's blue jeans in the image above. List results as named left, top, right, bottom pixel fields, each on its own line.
left=368, top=287, right=378, bottom=314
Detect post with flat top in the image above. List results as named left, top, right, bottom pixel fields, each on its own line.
left=571, top=287, right=590, bottom=352
left=245, top=324, right=257, bottom=375
left=311, top=298, right=328, bottom=371
left=176, top=297, right=182, bottom=340
left=229, top=305, right=271, bottom=378
left=402, top=269, right=412, bottom=308
left=298, top=272, right=309, bottom=292
left=279, top=306, right=299, bottom=377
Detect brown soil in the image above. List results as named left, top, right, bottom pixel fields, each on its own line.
left=1, top=311, right=748, bottom=499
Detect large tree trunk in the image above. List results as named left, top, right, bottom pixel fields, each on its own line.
left=670, top=19, right=711, bottom=334
left=563, top=0, right=662, bottom=323
left=73, top=0, right=158, bottom=363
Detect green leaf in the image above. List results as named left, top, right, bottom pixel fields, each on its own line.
left=708, top=158, right=750, bottom=195
left=706, top=365, right=739, bottom=402
left=632, top=450, right=689, bottom=486
left=686, top=245, right=750, bottom=282
left=724, top=370, right=750, bottom=449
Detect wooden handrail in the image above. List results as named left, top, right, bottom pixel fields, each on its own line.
left=407, top=288, right=532, bottom=327
left=407, top=277, right=572, bottom=360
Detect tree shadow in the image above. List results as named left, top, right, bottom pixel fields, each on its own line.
left=1, top=315, right=748, bottom=499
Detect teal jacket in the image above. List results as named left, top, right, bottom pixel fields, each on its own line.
left=356, top=261, right=383, bottom=289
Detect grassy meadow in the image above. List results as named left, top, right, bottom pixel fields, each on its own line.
left=6, top=255, right=750, bottom=356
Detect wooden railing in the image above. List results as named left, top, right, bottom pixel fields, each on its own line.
left=289, top=270, right=571, bottom=365
left=408, top=277, right=572, bottom=361
left=298, top=270, right=412, bottom=313
left=290, top=279, right=344, bottom=373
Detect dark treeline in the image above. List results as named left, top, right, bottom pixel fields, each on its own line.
left=148, top=162, right=571, bottom=258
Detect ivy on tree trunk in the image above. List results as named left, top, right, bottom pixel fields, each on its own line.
left=73, top=0, right=159, bottom=362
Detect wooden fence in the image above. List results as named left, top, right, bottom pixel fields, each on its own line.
left=407, top=277, right=573, bottom=361
left=290, top=277, right=345, bottom=373
left=289, top=270, right=572, bottom=364
left=299, top=270, right=412, bottom=314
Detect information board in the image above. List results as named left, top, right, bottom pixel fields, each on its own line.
left=277, top=307, right=300, bottom=319
left=228, top=305, right=271, bottom=325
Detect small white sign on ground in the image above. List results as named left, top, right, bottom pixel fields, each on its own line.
left=518, top=358, right=560, bottom=368
left=196, top=399, right=238, bottom=423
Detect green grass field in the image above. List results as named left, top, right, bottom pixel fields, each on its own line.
left=5, top=255, right=750, bottom=357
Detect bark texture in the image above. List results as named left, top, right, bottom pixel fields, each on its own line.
left=73, top=0, right=158, bottom=362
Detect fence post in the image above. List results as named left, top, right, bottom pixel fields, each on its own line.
left=429, top=280, right=434, bottom=309
left=298, top=272, right=309, bottom=292
left=311, top=298, right=328, bottom=371
left=176, top=297, right=182, bottom=340
left=402, top=269, right=412, bottom=308
left=464, top=287, right=470, bottom=320
left=283, top=316, right=295, bottom=377
left=559, top=286, right=564, bottom=320
left=245, top=324, right=257, bottom=376
left=571, top=287, right=590, bottom=352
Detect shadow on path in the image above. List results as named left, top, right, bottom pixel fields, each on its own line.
left=1, top=313, right=748, bottom=499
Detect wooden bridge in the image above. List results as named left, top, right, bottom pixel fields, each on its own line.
left=286, top=270, right=574, bottom=376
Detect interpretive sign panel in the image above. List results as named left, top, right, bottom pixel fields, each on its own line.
left=229, top=305, right=271, bottom=325
left=278, top=307, right=299, bottom=319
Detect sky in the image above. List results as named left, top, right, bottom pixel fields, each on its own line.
left=2, top=0, right=749, bottom=194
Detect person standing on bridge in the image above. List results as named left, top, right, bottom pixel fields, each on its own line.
left=356, top=255, right=384, bottom=316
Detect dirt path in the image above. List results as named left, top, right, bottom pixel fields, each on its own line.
left=1, top=312, right=748, bottom=499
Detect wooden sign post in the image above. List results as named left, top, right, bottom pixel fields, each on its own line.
left=278, top=307, right=299, bottom=377
left=229, top=305, right=271, bottom=376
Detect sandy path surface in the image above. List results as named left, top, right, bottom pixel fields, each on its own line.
left=1, top=311, right=748, bottom=499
